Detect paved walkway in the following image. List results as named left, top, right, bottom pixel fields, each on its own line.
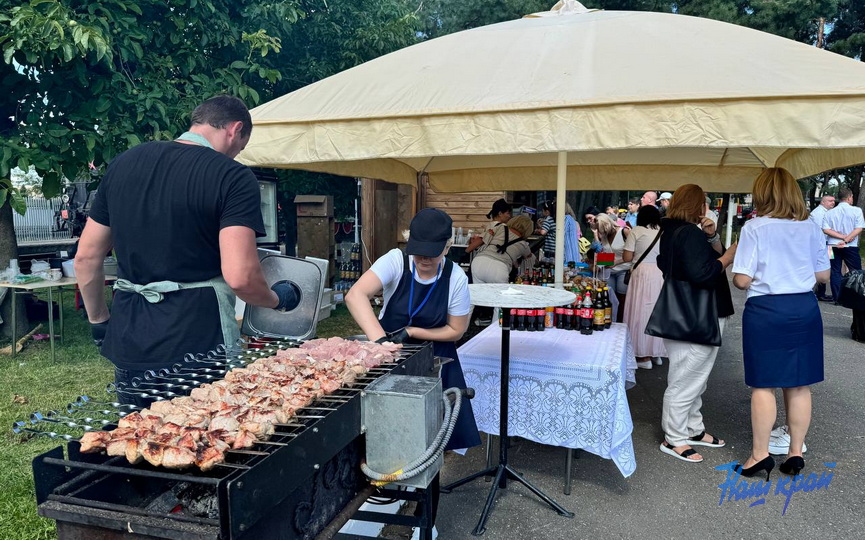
left=439, top=286, right=865, bottom=538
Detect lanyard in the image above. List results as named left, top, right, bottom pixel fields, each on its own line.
left=407, top=259, right=441, bottom=326
left=175, top=131, right=214, bottom=150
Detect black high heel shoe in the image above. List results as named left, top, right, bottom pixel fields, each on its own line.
left=735, top=456, right=775, bottom=480
left=779, top=456, right=805, bottom=476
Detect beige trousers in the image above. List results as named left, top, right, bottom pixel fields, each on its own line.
left=661, top=317, right=727, bottom=446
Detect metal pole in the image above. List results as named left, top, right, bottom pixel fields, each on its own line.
left=725, top=194, right=736, bottom=248
left=554, top=151, right=567, bottom=288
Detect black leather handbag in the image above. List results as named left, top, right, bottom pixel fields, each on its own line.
left=644, top=227, right=722, bottom=346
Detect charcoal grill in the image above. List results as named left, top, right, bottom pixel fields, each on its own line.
left=27, top=338, right=435, bottom=540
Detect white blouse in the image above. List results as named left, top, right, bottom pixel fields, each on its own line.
left=732, top=216, right=830, bottom=298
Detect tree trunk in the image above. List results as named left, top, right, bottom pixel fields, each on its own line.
left=0, top=201, right=29, bottom=340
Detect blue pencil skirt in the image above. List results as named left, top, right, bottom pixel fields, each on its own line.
left=742, top=292, right=824, bottom=388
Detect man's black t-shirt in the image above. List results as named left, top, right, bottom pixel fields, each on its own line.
left=89, top=141, right=265, bottom=369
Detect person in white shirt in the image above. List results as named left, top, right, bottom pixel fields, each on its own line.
left=809, top=195, right=836, bottom=301
left=732, top=168, right=830, bottom=480
left=346, top=208, right=480, bottom=454
left=821, top=188, right=865, bottom=302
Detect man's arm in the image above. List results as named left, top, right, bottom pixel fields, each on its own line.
left=822, top=227, right=848, bottom=241
left=844, top=227, right=862, bottom=244
left=219, top=226, right=279, bottom=307
left=74, top=220, right=112, bottom=324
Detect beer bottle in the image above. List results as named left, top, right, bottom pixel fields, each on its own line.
left=581, top=291, right=594, bottom=335
left=593, top=290, right=605, bottom=331
left=603, top=287, right=613, bottom=329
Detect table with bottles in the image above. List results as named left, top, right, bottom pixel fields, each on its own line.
left=459, top=280, right=637, bottom=479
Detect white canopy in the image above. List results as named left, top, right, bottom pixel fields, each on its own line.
left=239, top=3, right=865, bottom=285
left=241, top=6, right=865, bottom=193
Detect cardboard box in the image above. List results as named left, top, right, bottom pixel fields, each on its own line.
left=295, top=195, right=334, bottom=217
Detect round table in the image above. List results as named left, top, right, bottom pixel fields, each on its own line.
left=442, top=284, right=576, bottom=535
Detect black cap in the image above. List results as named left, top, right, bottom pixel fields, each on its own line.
left=407, top=208, right=453, bottom=257
left=486, top=198, right=511, bottom=219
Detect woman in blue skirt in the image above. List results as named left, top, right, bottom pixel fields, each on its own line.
left=732, top=168, right=830, bottom=479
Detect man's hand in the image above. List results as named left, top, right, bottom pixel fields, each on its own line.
left=90, top=320, right=109, bottom=347
left=272, top=281, right=302, bottom=312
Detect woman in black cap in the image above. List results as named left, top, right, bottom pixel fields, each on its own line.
left=346, top=208, right=481, bottom=452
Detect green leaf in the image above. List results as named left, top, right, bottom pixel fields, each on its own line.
left=10, top=190, right=27, bottom=216
left=126, top=134, right=141, bottom=147
left=230, top=60, right=247, bottom=70
left=0, top=189, right=7, bottom=206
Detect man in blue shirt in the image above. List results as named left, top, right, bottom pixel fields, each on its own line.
left=822, top=188, right=865, bottom=303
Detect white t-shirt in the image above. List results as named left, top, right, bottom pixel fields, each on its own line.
left=370, top=249, right=471, bottom=319
left=732, top=216, right=830, bottom=299
left=623, top=226, right=662, bottom=264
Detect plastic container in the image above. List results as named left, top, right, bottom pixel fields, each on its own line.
left=103, top=257, right=118, bottom=276
left=61, top=260, right=75, bottom=278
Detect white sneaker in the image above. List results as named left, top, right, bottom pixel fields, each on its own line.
left=652, top=357, right=664, bottom=366
left=474, top=318, right=492, bottom=327
left=636, top=360, right=652, bottom=370
left=768, top=425, right=807, bottom=455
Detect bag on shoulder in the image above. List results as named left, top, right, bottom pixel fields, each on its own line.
left=623, top=229, right=662, bottom=286
left=644, top=227, right=721, bottom=346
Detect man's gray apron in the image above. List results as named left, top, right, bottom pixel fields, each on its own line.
left=114, top=277, right=240, bottom=348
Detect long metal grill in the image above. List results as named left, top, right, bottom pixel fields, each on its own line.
left=23, top=338, right=434, bottom=540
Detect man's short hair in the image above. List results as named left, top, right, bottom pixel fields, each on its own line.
left=191, top=95, right=253, bottom=139
left=838, top=188, right=853, bottom=201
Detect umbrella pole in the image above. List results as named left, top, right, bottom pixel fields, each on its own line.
left=725, top=194, right=735, bottom=248
left=554, top=151, right=566, bottom=288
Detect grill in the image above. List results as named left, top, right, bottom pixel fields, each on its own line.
left=25, top=338, right=435, bottom=540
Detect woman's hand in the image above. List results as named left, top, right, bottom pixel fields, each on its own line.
left=700, top=217, right=717, bottom=237
left=719, top=242, right=738, bottom=268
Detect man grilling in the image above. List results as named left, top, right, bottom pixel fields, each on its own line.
left=75, top=95, right=300, bottom=406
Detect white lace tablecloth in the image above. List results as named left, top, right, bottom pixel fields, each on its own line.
left=458, top=323, right=637, bottom=477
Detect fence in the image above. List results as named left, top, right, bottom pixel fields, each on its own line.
left=13, top=197, right=72, bottom=243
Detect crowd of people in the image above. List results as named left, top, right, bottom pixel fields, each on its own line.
left=457, top=178, right=861, bottom=479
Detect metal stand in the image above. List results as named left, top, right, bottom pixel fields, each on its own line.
left=441, top=308, right=573, bottom=535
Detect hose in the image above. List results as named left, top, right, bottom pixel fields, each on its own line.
left=361, top=387, right=462, bottom=486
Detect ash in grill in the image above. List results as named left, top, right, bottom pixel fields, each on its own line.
left=25, top=338, right=435, bottom=540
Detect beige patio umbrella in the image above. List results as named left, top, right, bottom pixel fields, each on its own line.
left=239, top=1, right=865, bottom=284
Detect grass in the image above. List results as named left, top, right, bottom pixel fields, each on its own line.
left=0, top=298, right=362, bottom=540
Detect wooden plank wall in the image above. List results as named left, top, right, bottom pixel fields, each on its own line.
left=425, top=189, right=506, bottom=235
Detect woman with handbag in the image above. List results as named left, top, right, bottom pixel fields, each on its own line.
left=621, top=205, right=666, bottom=370
left=731, top=168, right=830, bottom=479
left=648, top=184, right=737, bottom=463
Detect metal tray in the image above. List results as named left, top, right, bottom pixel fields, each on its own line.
left=241, top=253, right=324, bottom=340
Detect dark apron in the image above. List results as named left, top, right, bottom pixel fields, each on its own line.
left=380, top=254, right=481, bottom=450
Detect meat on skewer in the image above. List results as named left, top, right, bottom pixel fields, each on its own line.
left=78, top=338, right=401, bottom=471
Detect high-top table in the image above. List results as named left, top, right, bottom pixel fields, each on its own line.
left=459, top=323, right=637, bottom=494
left=442, top=283, right=576, bottom=536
